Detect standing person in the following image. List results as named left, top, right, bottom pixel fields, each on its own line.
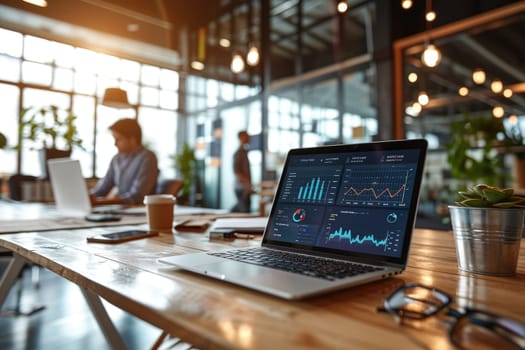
left=90, top=118, right=158, bottom=205
left=232, top=130, right=252, bottom=212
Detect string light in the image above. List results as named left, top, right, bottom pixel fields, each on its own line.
left=503, top=88, right=513, bottom=98
left=231, top=52, right=245, bottom=74
left=418, top=91, right=429, bottom=106
left=408, top=72, right=418, bottom=83
left=421, top=44, right=441, bottom=68
left=425, top=11, right=436, bottom=22
left=492, top=105, right=504, bottom=118
left=246, top=45, right=260, bottom=66
left=337, top=1, right=348, bottom=13
left=509, top=115, right=518, bottom=125
left=190, top=61, right=205, bottom=71
left=219, top=38, right=231, bottom=48
left=472, top=68, right=486, bottom=85
left=401, top=0, right=413, bottom=10
left=490, top=79, right=503, bottom=94
left=458, top=86, right=469, bottom=96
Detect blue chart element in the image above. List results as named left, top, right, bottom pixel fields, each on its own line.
left=292, top=208, right=306, bottom=223
left=298, top=177, right=326, bottom=201
left=328, top=228, right=388, bottom=248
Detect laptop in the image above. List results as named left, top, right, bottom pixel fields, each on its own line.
left=160, top=139, right=428, bottom=299
left=47, top=158, right=123, bottom=216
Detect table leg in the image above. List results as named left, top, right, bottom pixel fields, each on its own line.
left=0, top=253, right=26, bottom=309
left=80, top=287, right=127, bottom=350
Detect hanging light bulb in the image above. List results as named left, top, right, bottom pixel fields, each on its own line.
left=418, top=91, right=429, bottom=106
left=421, top=43, right=441, bottom=68
left=490, top=79, right=503, bottom=94
left=408, top=72, right=418, bottom=83
left=503, top=88, right=513, bottom=98
left=492, top=105, right=504, bottom=118
left=458, top=86, right=469, bottom=96
left=190, top=61, right=205, bottom=71
left=246, top=45, right=260, bottom=66
left=472, top=68, right=486, bottom=85
left=401, top=0, right=413, bottom=10
left=219, top=38, right=231, bottom=48
left=231, top=52, right=245, bottom=74
left=425, top=10, right=436, bottom=22
left=337, top=0, right=348, bottom=13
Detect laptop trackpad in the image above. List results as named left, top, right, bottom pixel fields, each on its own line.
left=197, top=260, right=329, bottom=294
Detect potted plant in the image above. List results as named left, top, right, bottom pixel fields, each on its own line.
left=173, top=142, right=197, bottom=203
left=19, top=105, right=83, bottom=177
left=449, top=184, right=525, bottom=276
left=446, top=115, right=507, bottom=186
left=0, top=132, right=7, bottom=149
left=504, top=123, right=525, bottom=189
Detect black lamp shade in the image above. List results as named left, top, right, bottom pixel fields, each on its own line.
left=102, top=88, right=131, bottom=108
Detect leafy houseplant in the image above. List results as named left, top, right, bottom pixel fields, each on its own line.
left=505, top=124, right=525, bottom=189
left=19, top=105, right=83, bottom=177
left=0, top=132, right=7, bottom=149
left=449, top=184, right=525, bottom=276
left=19, top=105, right=83, bottom=151
left=446, top=115, right=506, bottom=186
left=174, top=142, right=197, bottom=201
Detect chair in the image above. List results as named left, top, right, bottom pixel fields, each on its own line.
left=156, top=178, right=184, bottom=196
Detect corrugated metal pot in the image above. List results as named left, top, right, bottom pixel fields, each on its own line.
left=449, top=205, right=525, bottom=276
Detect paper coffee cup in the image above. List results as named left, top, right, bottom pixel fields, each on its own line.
left=143, top=194, right=176, bottom=233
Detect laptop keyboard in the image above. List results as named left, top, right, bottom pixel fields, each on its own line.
left=208, top=248, right=384, bottom=281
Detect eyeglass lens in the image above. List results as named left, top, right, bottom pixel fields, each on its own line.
left=450, top=310, right=525, bottom=350
left=386, top=284, right=450, bottom=319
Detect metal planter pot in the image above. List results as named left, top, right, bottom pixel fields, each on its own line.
left=449, top=205, right=525, bottom=276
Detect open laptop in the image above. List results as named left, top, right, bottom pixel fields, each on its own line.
left=160, top=139, right=428, bottom=299
left=47, top=158, right=124, bottom=216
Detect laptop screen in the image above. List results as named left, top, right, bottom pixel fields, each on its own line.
left=262, top=139, right=427, bottom=265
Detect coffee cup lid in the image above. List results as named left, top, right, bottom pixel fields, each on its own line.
left=143, top=194, right=176, bottom=205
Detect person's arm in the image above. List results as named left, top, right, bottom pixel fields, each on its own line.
left=119, top=150, right=158, bottom=204
left=90, top=157, right=117, bottom=198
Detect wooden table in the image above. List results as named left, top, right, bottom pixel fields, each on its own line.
left=1, top=226, right=524, bottom=350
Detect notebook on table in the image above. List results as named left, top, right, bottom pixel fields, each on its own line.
left=160, top=139, right=428, bottom=299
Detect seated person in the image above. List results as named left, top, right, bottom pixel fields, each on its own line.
left=90, top=118, right=158, bottom=205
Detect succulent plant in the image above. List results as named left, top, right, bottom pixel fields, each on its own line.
left=455, top=184, right=525, bottom=208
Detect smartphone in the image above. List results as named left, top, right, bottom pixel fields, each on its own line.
left=85, top=213, right=122, bottom=222
left=87, top=230, right=159, bottom=243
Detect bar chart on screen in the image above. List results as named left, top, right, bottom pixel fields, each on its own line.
left=280, top=165, right=342, bottom=204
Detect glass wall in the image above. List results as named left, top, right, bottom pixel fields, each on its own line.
left=0, top=27, right=179, bottom=181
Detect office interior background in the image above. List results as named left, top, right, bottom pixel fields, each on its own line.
left=0, top=0, right=524, bottom=228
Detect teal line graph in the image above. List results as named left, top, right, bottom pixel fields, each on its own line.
left=328, top=227, right=388, bottom=248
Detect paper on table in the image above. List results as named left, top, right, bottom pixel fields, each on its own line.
left=211, top=217, right=268, bottom=233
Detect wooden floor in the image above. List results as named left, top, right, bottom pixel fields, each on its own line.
left=0, top=262, right=178, bottom=350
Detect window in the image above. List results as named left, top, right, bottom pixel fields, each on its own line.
left=0, top=27, right=179, bottom=179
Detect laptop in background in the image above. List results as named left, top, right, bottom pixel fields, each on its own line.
left=47, top=158, right=124, bottom=217
left=160, top=139, right=428, bottom=299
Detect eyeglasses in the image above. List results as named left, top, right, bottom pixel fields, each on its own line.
left=377, top=283, right=525, bottom=349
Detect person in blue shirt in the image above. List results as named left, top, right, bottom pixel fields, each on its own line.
left=90, top=118, right=158, bottom=205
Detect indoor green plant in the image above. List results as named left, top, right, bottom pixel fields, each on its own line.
left=19, top=105, right=83, bottom=177
left=173, top=142, right=197, bottom=202
left=0, top=132, right=7, bottom=149
left=446, top=115, right=506, bottom=186
left=504, top=123, right=525, bottom=189
left=449, top=184, right=525, bottom=276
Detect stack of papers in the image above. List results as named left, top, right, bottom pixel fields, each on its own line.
left=211, top=217, right=268, bottom=233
